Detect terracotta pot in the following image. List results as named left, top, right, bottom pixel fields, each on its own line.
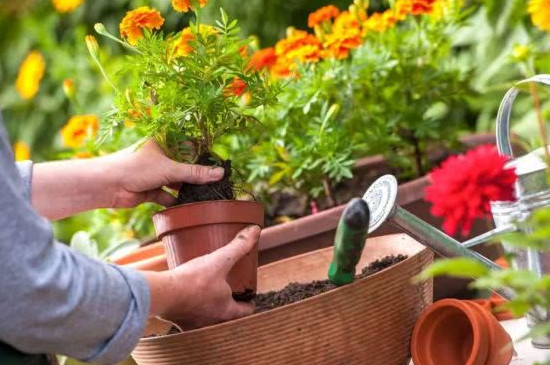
left=152, top=200, right=264, bottom=300
left=113, top=242, right=168, bottom=272
left=132, top=233, right=433, bottom=365
left=411, top=299, right=513, bottom=365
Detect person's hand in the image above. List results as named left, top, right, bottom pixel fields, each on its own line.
left=144, top=225, right=260, bottom=329
left=106, top=139, right=225, bottom=208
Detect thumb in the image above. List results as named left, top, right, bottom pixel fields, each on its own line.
left=212, top=225, right=261, bottom=274
left=224, top=300, right=255, bottom=321
left=165, top=160, right=225, bottom=185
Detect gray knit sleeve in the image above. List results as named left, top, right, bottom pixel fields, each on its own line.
left=0, top=116, right=150, bottom=364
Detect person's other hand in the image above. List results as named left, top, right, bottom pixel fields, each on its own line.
left=144, top=226, right=259, bottom=329
left=107, top=139, right=224, bottom=208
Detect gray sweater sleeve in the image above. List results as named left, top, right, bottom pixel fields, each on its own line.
left=0, top=120, right=150, bottom=364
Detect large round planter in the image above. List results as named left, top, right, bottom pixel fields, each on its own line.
left=152, top=200, right=264, bottom=300
left=132, top=233, right=433, bottom=365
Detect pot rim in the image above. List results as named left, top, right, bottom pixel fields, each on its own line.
left=139, top=244, right=428, bottom=343
left=153, top=199, right=262, bottom=217
left=153, top=200, right=264, bottom=239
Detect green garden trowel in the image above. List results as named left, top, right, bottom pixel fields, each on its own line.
left=328, top=197, right=370, bottom=286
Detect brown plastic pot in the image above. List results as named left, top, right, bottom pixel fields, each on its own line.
left=152, top=200, right=264, bottom=300
left=132, top=233, right=433, bottom=365
left=113, top=242, right=168, bottom=272
left=411, top=299, right=513, bottom=365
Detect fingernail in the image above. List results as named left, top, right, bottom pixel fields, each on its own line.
left=209, top=167, right=224, bottom=179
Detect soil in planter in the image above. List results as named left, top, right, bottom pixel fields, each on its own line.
left=253, top=254, right=408, bottom=313
left=176, top=154, right=234, bottom=205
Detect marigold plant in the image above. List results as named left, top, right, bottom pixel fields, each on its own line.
left=90, top=3, right=279, bottom=202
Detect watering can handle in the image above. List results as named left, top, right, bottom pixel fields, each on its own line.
left=496, top=74, right=550, bottom=157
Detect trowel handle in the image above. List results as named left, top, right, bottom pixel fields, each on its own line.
left=497, top=74, right=550, bottom=157
left=328, top=198, right=370, bottom=286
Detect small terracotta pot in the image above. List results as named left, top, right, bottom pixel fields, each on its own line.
left=411, top=299, right=513, bottom=365
left=152, top=200, right=264, bottom=300
left=113, top=242, right=168, bottom=272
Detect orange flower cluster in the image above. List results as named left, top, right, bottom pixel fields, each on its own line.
left=172, top=0, right=208, bottom=13
left=120, top=6, right=164, bottom=45
left=61, top=115, right=99, bottom=149
left=248, top=0, right=453, bottom=79
left=308, top=5, right=341, bottom=28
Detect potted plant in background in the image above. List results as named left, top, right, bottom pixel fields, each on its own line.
left=89, top=1, right=279, bottom=300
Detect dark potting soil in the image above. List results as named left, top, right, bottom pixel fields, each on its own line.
left=176, top=154, right=235, bottom=205
left=253, top=254, right=408, bottom=313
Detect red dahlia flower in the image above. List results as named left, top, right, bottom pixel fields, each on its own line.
left=425, top=144, right=517, bottom=236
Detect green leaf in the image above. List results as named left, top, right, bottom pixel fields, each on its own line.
left=415, top=258, right=490, bottom=282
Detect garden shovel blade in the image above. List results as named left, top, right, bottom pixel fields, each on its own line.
left=328, top=198, right=370, bottom=286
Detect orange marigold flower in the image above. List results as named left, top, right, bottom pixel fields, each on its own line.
left=225, top=77, right=247, bottom=97
left=174, top=28, right=194, bottom=57
left=275, top=30, right=323, bottom=64
left=248, top=47, right=278, bottom=71
left=15, top=51, right=45, bottom=101
left=308, top=5, right=341, bottom=28
left=270, top=58, right=293, bottom=79
left=13, top=141, right=30, bottom=161
left=61, top=114, right=99, bottom=149
left=365, top=10, right=399, bottom=32
left=528, top=0, right=550, bottom=32
left=395, top=0, right=437, bottom=16
left=172, top=0, right=208, bottom=13
left=323, top=28, right=362, bottom=60
left=120, top=6, right=164, bottom=46
left=51, top=0, right=84, bottom=13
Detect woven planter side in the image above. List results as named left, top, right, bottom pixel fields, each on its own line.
left=132, top=234, right=433, bottom=365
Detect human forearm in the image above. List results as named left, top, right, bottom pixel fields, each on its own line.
left=31, top=157, right=118, bottom=220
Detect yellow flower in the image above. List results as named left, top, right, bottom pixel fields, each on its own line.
left=275, top=29, right=323, bottom=64
left=431, top=0, right=465, bottom=21
left=15, top=51, right=45, bottom=100
left=51, top=0, right=84, bottom=13
left=61, top=115, right=99, bottom=148
left=512, top=44, right=532, bottom=62
left=528, top=0, right=550, bottom=32
left=13, top=141, right=30, bottom=161
left=172, top=0, right=208, bottom=13
left=120, top=6, right=165, bottom=45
